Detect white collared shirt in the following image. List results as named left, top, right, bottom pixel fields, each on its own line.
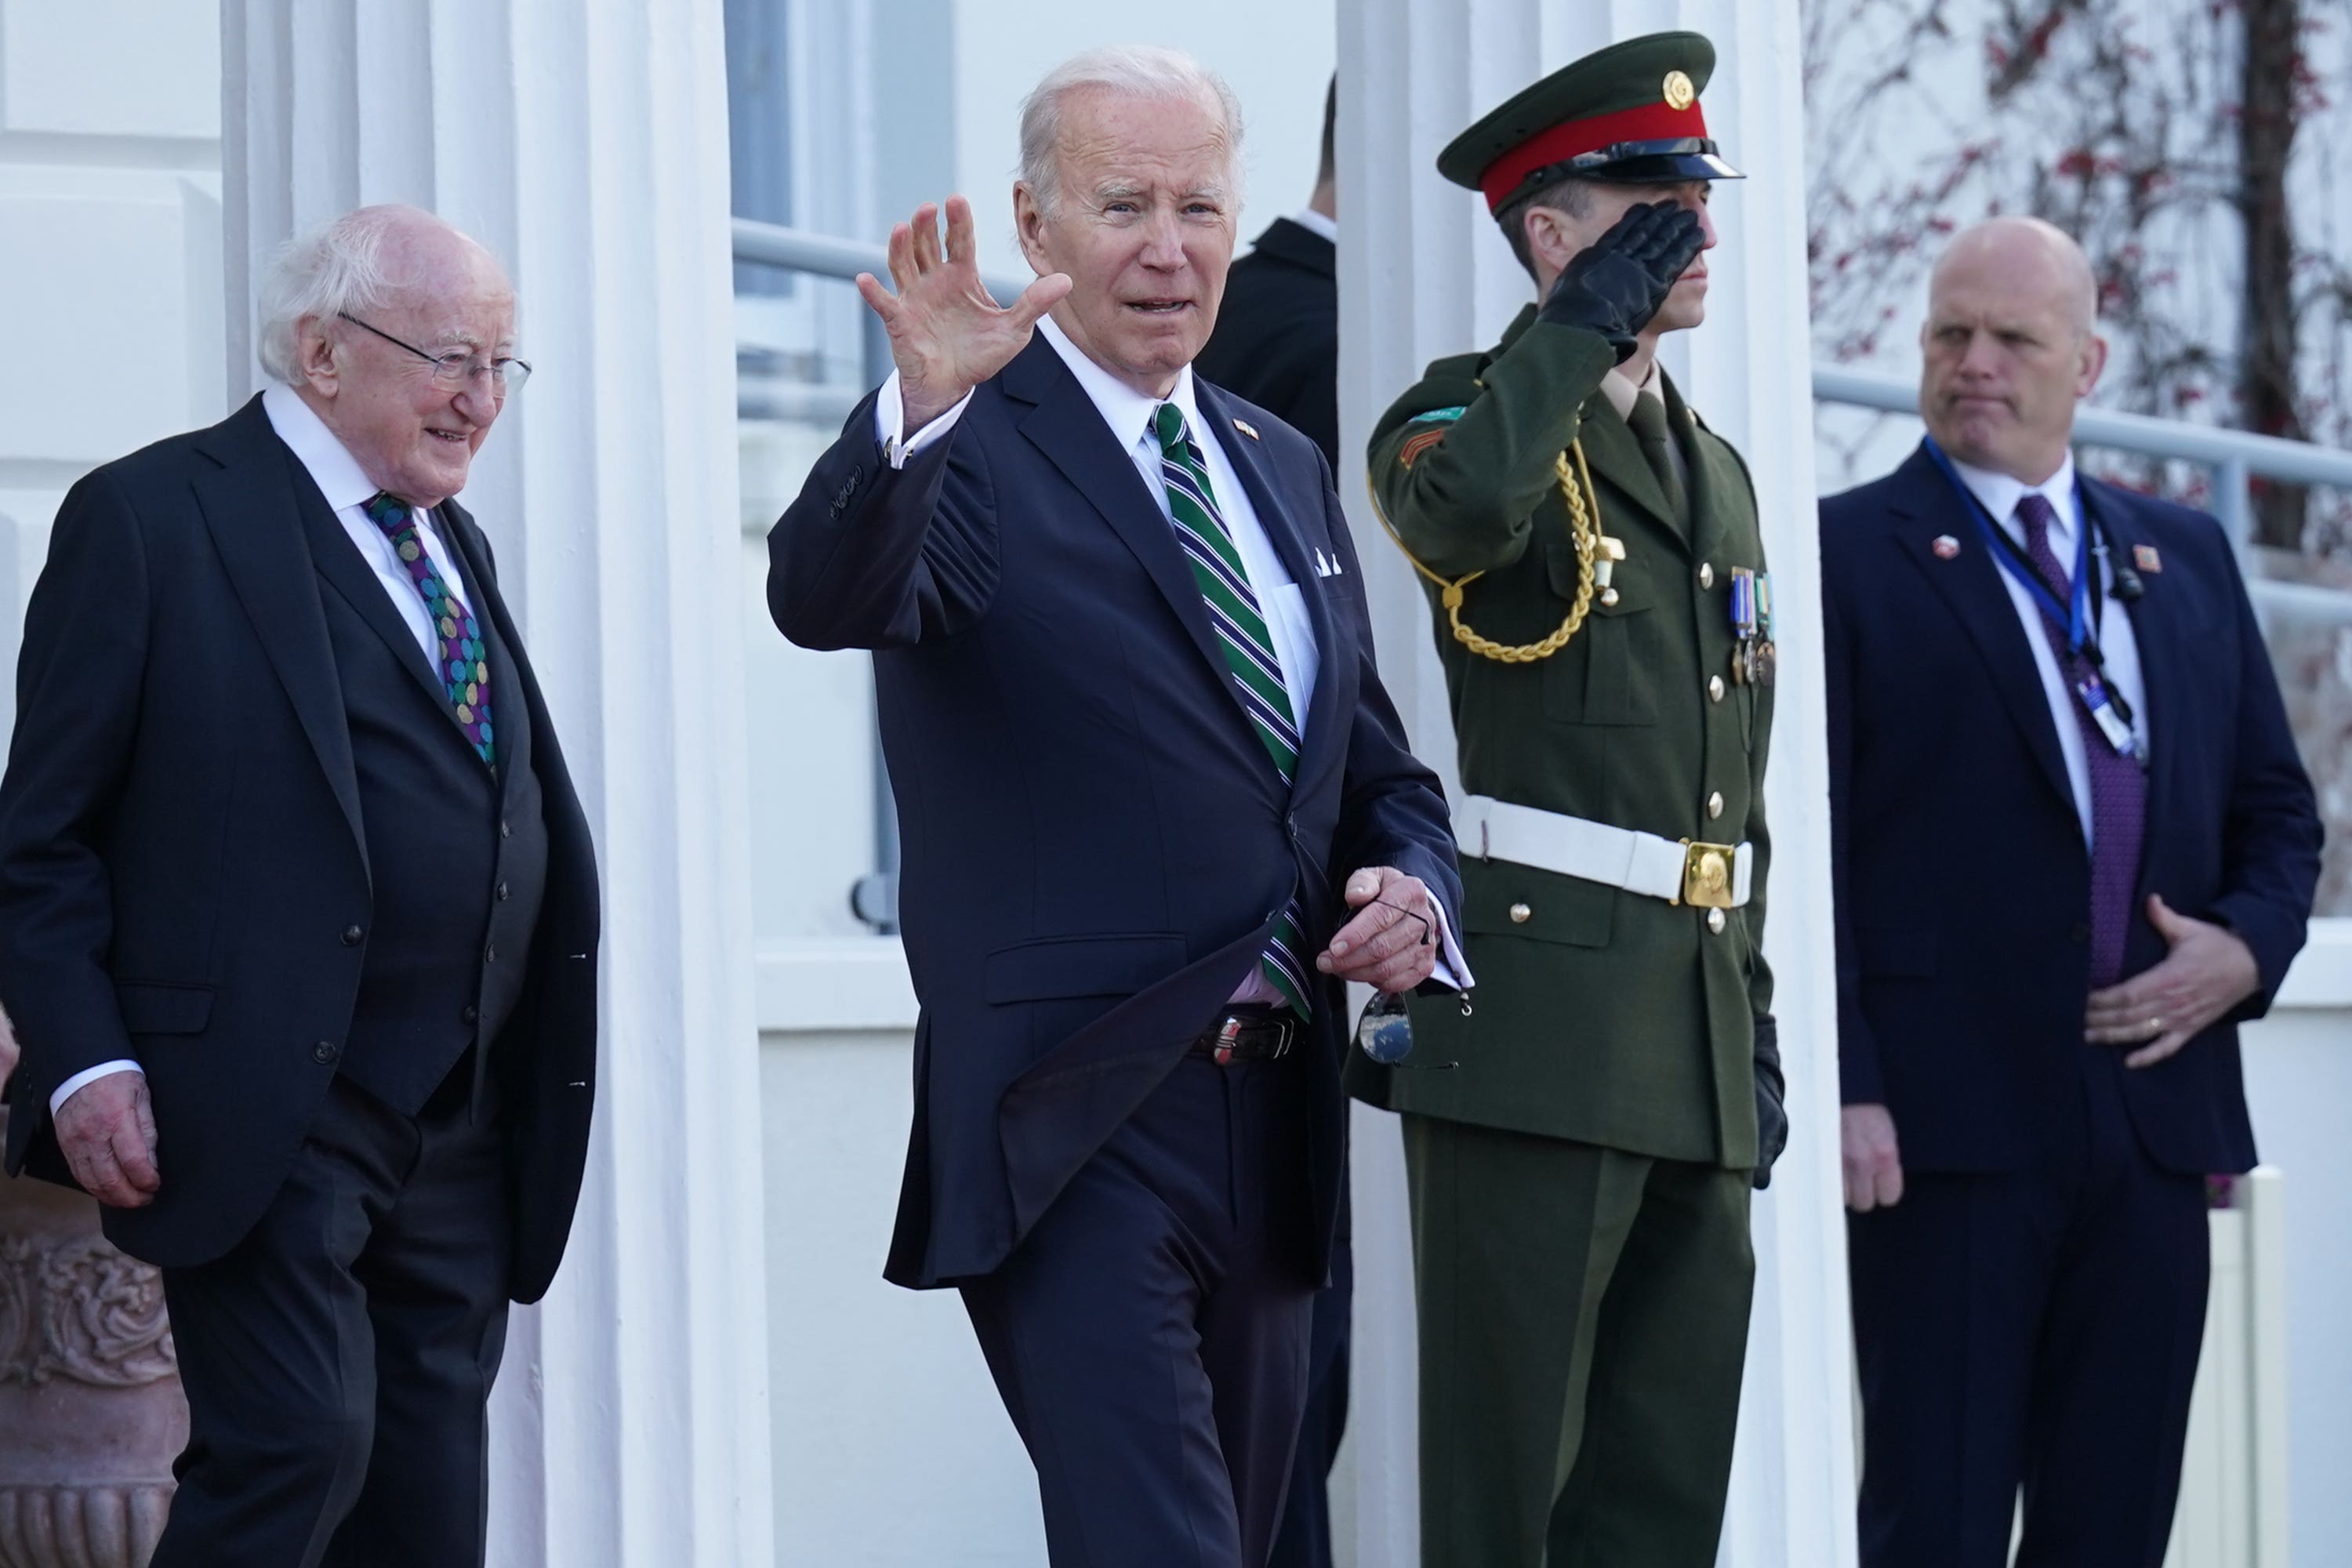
left=1286, top=207, right=1338, bottom=244
left=871, top=320, right=1468, bottom=999
left=1948, top=450, right=2150, bottom=846
left=261, top=383, right=479, bottom=662
left=52, top=387, right=486, bottom=1117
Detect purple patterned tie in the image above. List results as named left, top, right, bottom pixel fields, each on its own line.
left=364, top=492, right=497, bottom=772
left=2016, top=493, right=2143, bottom=985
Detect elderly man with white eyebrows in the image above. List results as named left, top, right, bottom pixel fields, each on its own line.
left=0, top=204, right=601, bottom=1568
left=768, top=45, right=1465, bottom=1568
left=1821, top=216, right=2318, bottom=1568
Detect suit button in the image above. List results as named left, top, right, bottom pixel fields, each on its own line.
left=2070, top=922, right=2090, bottom=944
left=313, top=1041, right=340, bottom=1065
left=1707, top=792, right=1725, bottom=820
left=341, top=924, right=364, bottom=946
left=1707, top=909, right=1728, bottom=935
left=1508, top=902, right=1532, bottom=924
left=500, top=819, right=512, bottom=839
left=495, top=881, right=510, bottom=902
left=463, top=1004, right=480, bottom=1024
left=1708, top=675, right=1726, bottom=702
left=1699, top=562, right=1715, bottom=590
left=485, top=943, right=499, bottom=964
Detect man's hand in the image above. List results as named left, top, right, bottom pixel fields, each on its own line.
left=855, top=195, right=1073, bottom=432
left=0, top=1002, right=19, bottom=1092
left=2085, top=895, right=2263, bottom=1069
left=1842, top=1103, right=1903, bottom=1212
left=1534, top=201, right=1706, bottom=362
left=53, top=1072, right=160, bottom=1209
left=1316, top=868, right=1439, bottom=993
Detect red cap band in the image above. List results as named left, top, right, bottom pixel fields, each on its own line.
left=1478, top=99, right=1710, bottom=212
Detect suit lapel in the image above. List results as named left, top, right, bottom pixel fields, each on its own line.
left=1662, top=375, right=1733, bottom=561
left=439, top=503, right=533, bottom=797
left=190, top=399, right=368, bottom=869
left=1577, top=392, right=1686, bottom=548
left=1196, top=379, right=1343, bottom=794
left=1002, top=339, right=1258, bottom=741
left=2079, top=481, right=2180, bottom=852
left=300, top=489, right=459, bottom=713
left=1886, top=445, right=2074, bottom=810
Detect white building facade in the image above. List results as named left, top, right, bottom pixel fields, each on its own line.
left=0, top=0, right=2344, bottom=1564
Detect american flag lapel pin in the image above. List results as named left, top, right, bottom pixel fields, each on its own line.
left=1932, top=535, right=1961, bottom=560
left=2133, top=544, right=2162, bottom=573
left=1232, top=417, right=1260, bottom=441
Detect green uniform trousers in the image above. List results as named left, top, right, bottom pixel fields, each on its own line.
left=1404, top=1112, right=1754, bottom=1568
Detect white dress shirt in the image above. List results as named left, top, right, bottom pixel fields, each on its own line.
left=50, top=385, right=483, bottom=1117
left=1948, top=450, right=2150, bottom=846
left=1286, top=207, right=1338, bottom=244
left=872, top=318, right=1468, bottom=996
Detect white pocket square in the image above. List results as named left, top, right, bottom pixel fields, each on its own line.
left=1315, top=550, right=1343, bottom=579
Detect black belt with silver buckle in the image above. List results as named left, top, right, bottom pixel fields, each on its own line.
left=1188, top=1007, right=1301, bottom=1065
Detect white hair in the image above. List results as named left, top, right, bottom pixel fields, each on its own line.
left=254, top=205, right=420, bottom=383
left=1017, top=45, right=1246, bottom=217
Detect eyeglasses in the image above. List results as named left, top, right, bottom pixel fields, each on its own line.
left=336, top=312, right=532, bottom=395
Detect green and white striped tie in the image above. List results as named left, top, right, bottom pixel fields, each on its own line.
left=1153, top=401, right=1312, bottom=1017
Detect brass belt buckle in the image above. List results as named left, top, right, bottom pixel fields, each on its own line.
left=1212, top=1014, right=1243, bottom=1066
left=1679, top=840, right=1736, bottom=909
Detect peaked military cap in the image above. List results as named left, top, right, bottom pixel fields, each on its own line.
left=1439, top=31, right=1744, bottom=214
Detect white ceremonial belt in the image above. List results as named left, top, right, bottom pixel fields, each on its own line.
left=1454, top=795, right=1753, bottom=909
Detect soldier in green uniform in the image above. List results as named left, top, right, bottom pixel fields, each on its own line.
left=1345, top=32, right=1788, bottom=1568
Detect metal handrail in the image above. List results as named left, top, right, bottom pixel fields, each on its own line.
left=731, top=216, right=1032, bottom=303
left=1813, top=365, right=2352, bottom=490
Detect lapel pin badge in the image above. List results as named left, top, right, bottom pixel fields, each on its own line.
left=1232, top=417, right=1260, bottom=441
left=1932, top=535, right=1961, bottom=560
left=2132, top=544, right=2162, bottom=573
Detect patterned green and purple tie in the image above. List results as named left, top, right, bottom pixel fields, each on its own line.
left=1153, top=402, right=1312, bottom=1017
left=364, top=492, right=496, bottom=771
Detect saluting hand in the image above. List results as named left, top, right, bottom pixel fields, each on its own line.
left=1535, top=201, right=1706, bottom=361
left=1317, top=868, right=1440, bottom=993
left=2083, top=895, right=2262, bottom=1069
left=856, top=195, right=1073, bottom=434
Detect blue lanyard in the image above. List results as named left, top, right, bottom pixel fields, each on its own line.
left=1922, top=436, right=2096, bottom=659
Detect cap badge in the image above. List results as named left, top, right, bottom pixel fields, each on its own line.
left=1662, top=70, right=1697, bottom=111
left=1932, top=535, right=1962, bottom=560
left=2132, top=544, right=2162, bottom=573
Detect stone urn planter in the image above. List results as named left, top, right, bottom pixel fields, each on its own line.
left=0, top=1107, right=185, bottom=1568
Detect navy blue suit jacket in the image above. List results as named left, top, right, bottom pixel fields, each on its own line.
left=1820, top=445, right=2320, bottom=1176
left=768, top=336, right=1461, bottom=1289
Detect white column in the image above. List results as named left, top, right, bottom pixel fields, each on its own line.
left=1333, top=5, right=1859, bottom=1565
left=220, top=5, right=773, bottom=1567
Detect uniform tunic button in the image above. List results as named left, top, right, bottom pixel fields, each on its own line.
left=313, top=1040, right=340, bottom=1064
left=341, top=924, right=364, bottom=946
left=1708, top=675, right=1726, bottom=702
left=1508, top=902, right=1532, bottom=924
left=463, top=1004, right=480, bottom=1024
left=1699, top=562, right=1715, bottom=590
left=1707, top=792, right=1725, bottom=820
left=1707, top=909, right=1728, bottom=935
left=1599, top=587, right=1620, bottom=608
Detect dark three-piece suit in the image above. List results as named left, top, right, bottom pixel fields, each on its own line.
left=0, top=394, right=600, bottom=1567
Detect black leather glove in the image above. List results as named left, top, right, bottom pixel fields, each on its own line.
left=1534, top=201, right=1706, bottom=363
left=1751, top=1012, right=1788, bottom=1191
